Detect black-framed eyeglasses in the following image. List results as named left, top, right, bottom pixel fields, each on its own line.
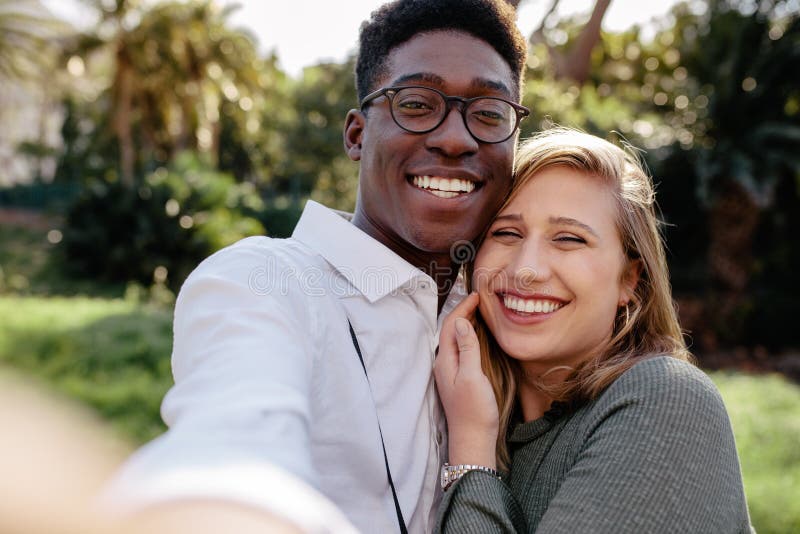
left=359, top=85, right=530, bottom=144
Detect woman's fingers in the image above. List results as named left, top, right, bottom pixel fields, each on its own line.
left=454, top=317, right=482, bottom=376
left=435, top=292, right=480, bottom=386
left=448, top=292, right=480, bottom=324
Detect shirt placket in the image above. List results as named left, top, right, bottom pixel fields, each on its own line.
left=415, top=276, right=446, bottom=533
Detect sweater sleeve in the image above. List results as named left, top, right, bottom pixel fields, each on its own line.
left=435, top=469, right=528, bottom=533
left=535, top=357, right=752, bottom=533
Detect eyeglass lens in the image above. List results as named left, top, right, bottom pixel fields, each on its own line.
left=390, top=87, right=517, bottom=143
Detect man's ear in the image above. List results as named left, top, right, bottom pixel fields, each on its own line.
left=619, top=258, right=643, bottom=306
left=344, top=109, right=365, bottom=161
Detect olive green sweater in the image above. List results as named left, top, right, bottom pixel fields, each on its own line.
left=436, top=356, right=753, bottom=533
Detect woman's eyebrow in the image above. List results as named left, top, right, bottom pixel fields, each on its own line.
left=493, top=213, right=523, bottom=223
left=549, top=216, right=599, bottom=237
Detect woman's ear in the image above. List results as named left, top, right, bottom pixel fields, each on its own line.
left=344, top=109, right=364, bottom=161
left=619, top=258, right=643, bottom=306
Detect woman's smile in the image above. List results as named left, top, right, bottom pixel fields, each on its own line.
left=495, top=291, right=568, bottom=324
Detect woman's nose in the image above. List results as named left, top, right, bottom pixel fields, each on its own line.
left=515, top=266, right=539, bottom=286
left=508, top=241, right=551, bottom=288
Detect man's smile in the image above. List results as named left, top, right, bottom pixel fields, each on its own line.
left=410, top=175, right=479, bottom=199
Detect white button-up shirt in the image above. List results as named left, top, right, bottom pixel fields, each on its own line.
left=106, top=200, right=463, bottom=533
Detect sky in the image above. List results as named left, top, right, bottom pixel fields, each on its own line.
left=43, top=0, right=683, bottom=78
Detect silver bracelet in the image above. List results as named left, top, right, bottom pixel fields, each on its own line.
left=440, top=462, right=501, bottom=491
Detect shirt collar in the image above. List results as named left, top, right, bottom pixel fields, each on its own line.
left=292, top=200, right=430, bottom=303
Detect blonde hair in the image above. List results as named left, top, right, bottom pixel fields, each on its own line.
left=467, top=127, right=693, bottom=469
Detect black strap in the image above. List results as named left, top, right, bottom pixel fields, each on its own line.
left=348, top=321, right=409, bottom=534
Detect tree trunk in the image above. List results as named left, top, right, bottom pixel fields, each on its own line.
left=112, top=44, right=136, bottom=185
left=554, top=0, right=611, bottom=83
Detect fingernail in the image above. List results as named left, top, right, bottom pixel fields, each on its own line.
left=455, top=318, right=469, bottom=336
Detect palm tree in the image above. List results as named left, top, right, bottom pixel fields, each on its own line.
left=0, top=0, right=70, bottom=184
left=0, top=0, right=68, bottom=82
left=66, top=0, right=266, bottom=184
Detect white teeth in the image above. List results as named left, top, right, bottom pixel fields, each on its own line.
left=412, top=176, right=476, bottom=195
left=502, top=295, right=563, bottom=314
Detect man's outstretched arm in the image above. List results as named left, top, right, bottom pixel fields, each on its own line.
left=104, top=239, right=357, bottom=533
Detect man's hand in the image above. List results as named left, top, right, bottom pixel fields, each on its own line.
left=127, top=501, right=302, bottom=534
left=434, top=292, right=499, bottom=468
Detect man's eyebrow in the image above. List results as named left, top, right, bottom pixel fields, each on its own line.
left=390, top=73, right=512, bottom=96
left=470, top=77, right=511, bottom=96
left=549, top=216, right=599, bottom=237
left=391, top=72, right=444, bottom=86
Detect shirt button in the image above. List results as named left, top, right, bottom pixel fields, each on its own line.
left=436, top=430, right=443, bottom=445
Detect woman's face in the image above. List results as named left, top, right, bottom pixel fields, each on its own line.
left=473, top=165, right=638, bottom=377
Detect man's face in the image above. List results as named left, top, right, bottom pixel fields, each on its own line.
left=346, top=30, right=517, bottom=259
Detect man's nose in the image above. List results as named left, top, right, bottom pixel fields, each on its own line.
left=424, top=103, right=479, bottom=158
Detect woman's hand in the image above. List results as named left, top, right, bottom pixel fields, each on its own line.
left=434, top=292, right=499, bottom=469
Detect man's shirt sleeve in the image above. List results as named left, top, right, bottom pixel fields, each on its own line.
left=103, top=238, right=357, bottom=533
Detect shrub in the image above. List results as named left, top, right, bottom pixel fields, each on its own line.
left=61, top=152, right=264, bottom=291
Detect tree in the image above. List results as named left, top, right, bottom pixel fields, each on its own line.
left=280, top=58, right=359, bottom=212
left=672, top=0, right=799, bottom=346
left=0, top=0, right=68, bottom=82
left=618, top=0, right=800, bottom=349
left=65, top=0, right=273, bottom=184
left=0, top=0, right=70, bottom=184
left=528, top=0, right=613, bottom=83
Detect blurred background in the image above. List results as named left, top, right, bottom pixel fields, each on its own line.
left=0, top=0, right=798, bottom=531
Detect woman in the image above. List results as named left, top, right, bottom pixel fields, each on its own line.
left=434, top=128, right=752, bottom=533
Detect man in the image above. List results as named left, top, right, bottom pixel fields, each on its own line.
left=107, top=1, right=528, bottom=532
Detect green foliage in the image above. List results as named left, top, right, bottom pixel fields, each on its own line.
left=0, top=0, right=69, bottom=81
left=61, top=151, right=264, bottom=290
left=0, top=221, right=120, bottom=297
left=280, top=58, right=360, bottom=212
left=58, top=0, right=290, bottom=184
left=0, top=295, right=173, bottom=443
left=217, top=53, right=294, bottom=184
left=711, top=371, right=800, bottom=534
left=672, top=0, right=800, bottom=206
left=655, top=1, right=800, bottom=347
left=53, top=96, right=119, bottom=186
left=0, top=224, right=57, bottom=295
left=257, top=202, right=305, bottom=239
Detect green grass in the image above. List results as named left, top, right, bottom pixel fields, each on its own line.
left=0, top=295, right=173, bottom=443
left=711, top=371, right=800, bottom=534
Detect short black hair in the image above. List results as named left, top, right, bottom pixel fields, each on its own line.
left=355, top=0, right=527, bottom=102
